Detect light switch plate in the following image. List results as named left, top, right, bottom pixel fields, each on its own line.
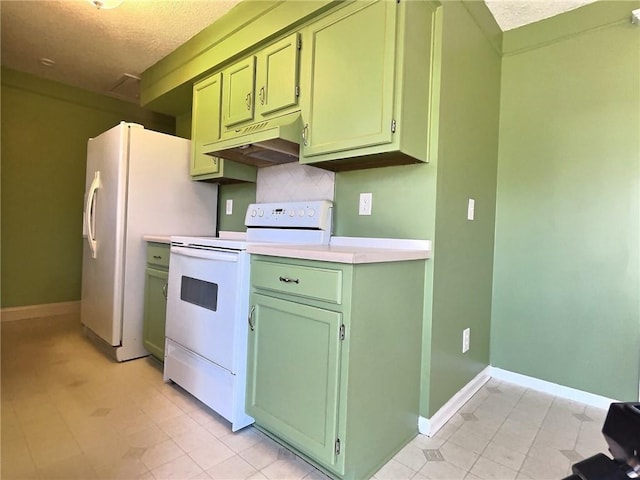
left=467, top=198, right=475, bottom=221
left=462, top=328, right=470, bottom=353
left=225, top=199, right=233, bottom=215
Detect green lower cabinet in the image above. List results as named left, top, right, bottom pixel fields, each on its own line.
left=143, top=243, right=169, bottom=361
left=248, top=294, right=343, bottom=470
left=247, top=256, right=426, bottom=479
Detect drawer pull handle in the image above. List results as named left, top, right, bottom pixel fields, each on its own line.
left=153, top=255, right=162, bottom=259
left=279, top=276, right=300, bottom=284
left=248, top=306, right=256, bottom=331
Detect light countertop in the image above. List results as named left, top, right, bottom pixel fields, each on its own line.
left=143, top=234, right=432, bottom=264
left=143, top=235, right=171, bottom=244
left=247, top=237, right=432, bottom=264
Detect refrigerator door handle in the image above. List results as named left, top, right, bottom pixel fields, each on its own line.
left=85, top=171, right=101, bottom=259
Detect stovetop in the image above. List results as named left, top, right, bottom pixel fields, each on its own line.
left=171, top=200, right=333, bottom=252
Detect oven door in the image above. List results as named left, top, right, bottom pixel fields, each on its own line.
left=166, top=245, right=241, bottom=373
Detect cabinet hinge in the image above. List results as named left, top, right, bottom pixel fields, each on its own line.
left=339, top=324, right=345, bottom=341
left=335, top=438, right=341, bottom=456
left=295, top=85, right=300, bottom=97
left=391, top=119, right=397, bottom=133
left=297, top=36, right=302, bottom=50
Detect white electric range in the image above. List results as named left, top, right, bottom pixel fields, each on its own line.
left=164, top=200, right=333, bottom=431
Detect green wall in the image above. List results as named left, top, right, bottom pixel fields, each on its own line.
left=491, top=2, right=640, bottom=401
left=175, top=111, right=191, bottom=139
left=217, top=184, right=257, bottom=232
left=1, top=68, right=175, bottom=308
left=427, top=1, right=500, bottom=415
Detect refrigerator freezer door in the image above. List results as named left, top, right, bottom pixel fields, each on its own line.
left=81, top=123, right=218, bottom=361
left=81, top=123, right=129, bottom=346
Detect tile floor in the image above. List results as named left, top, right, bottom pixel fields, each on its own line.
left=1, top=314, right=609, bottom=479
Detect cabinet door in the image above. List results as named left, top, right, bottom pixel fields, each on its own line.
left=191, top=73, right=222, bottom=177
left=247, top=294, right=343, bottom=469
left=255, top=33, right=300, bottom=118
left=143, top=267, right=168, bottom=361
left=300, top=0, right=397, bottom=157
left=222, top=56, right=256, bottom=128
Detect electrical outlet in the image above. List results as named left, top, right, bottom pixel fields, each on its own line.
left=225, top=199, right=233, bottom=215
left=359, top=192, right=372, bottom=216
left=462, top=328, right=470, bottom=353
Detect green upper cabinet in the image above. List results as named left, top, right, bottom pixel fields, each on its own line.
left=184, top=1, right=440, bottom=175
left=191, top=73, right=222, bottom=177
left=299, top=0, right=441, bottom=171
left=299, top=1, right=395, bottom=158
left=192, top=73, right=257, bottom=183
left=255, top=33, right=301, bottom=118
left=221, top=32, right=301, bottom=135
left=222, top=56, right=257, bottom=128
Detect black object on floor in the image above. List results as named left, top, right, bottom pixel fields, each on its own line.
left=562, top=402, right=640, bottom=480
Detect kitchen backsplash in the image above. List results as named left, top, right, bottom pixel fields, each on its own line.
left=256, top=163, right=335, bottom=203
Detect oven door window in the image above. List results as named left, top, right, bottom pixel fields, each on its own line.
left=180, top=276, right=218, bottom=312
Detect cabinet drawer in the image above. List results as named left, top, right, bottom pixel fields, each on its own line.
left=146, top=243, right=170, bottom=268
left=252, top=260, right=342, bottom=304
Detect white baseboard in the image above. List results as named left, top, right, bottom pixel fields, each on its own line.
left=417, top=365, right=620, bottom=437
left=419, top=366, right=491, bottom=437
left=1, top=301, right=81, bottom=322
left=489, top=366, right=619, bottom=409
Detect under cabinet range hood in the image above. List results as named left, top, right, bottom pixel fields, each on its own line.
left=204, top=112, right=302, bottom=167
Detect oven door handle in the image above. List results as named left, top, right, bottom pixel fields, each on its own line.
left=170, top=246, right=239, bottom=263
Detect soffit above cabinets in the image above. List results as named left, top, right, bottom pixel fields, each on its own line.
left=0, top=0, right=598, bottom=104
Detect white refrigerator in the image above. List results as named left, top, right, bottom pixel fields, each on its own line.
left=81, top=122, right=218, bottom=361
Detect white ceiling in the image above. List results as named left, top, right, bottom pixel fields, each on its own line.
left=0, top=0, right=596, bottom=105
left=484, top=0, right=597, bottom=30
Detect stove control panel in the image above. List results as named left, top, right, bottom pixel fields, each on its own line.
left=245, top=200, right=333, bottom=231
